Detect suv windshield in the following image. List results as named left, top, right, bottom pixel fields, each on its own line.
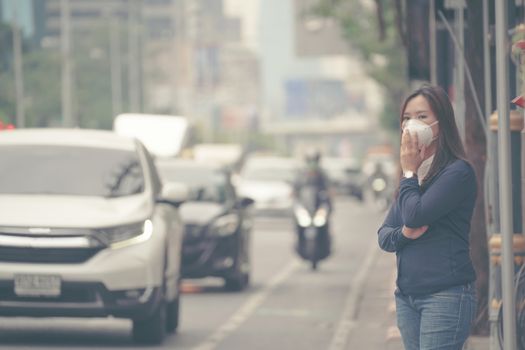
left=0, top=145, right=144, bottom=197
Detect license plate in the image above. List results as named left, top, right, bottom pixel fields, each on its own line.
left=305, top=227, right=317, bottom=239
left=14, top=274, right=61, bottom=297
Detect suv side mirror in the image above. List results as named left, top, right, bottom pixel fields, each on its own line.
left=238, top=197, right=254, bottom=208
left=159, top=182, right=189, bottom=207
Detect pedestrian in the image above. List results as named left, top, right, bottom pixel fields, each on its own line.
left=377, top=84, right=477, bottom=350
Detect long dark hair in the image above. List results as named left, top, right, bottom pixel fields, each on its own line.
left=399, top=84, right=466, bottom=188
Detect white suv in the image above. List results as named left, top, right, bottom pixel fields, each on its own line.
left=0, top=129, right=186, bottom=344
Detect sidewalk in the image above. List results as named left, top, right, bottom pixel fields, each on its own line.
left=346, top=246, right=490, bottom=350
left=343, top=247, right=403, bottom=350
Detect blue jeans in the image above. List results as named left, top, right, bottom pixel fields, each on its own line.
left=395, top=283, right=477, bottom=350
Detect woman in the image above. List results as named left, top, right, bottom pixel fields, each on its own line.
left=378, top=84, right=477, bottom=350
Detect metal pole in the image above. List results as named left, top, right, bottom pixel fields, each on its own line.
left=60, top=0, right=73, bottom=127
left=109, top=11, right=123, bottom=117
left=138, top=0, right=145, bottom=112
left=171, top=1, right=181, bottom=115
left=127, top=0, right=140, bottom=112
left=482, top=0, right=494, bottom=234
left=12, top=15, right=25, bottom=128
left=429, top=0, right=437, bottom=85
left=456, top=5, right=466, bottom=143
left=483, top=1, right=499, bottom=349
left=495, top=0, right=517, bottom=348
left=483, top=0, right=492, bottom=122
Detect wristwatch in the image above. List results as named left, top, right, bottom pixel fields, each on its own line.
left=403, top=170, right=416, bottom=179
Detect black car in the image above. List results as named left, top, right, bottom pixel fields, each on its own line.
left=322, top=157, right=364, bottom=200
left=155, top=159, right=254, bottom=291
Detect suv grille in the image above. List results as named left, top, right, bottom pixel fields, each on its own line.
left=0, top=246, right=101, bottom=264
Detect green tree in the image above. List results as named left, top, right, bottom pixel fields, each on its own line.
left=72, top=26, right=113, bottom=129
left=0, top=20, right=118, bottom=129
left=0, top=22, right=62, bottom=127
left=0, top=22, right=15, bottom=123
left=311, top=0, right=408, bottom=133
left=22, top=49, right=62, bottom=127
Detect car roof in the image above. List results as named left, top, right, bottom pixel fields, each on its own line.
left=155, top=158, right=226, bottom=172
left=243, top=155, right=300, bottom=168
left=0, top=129, right=137, bottom=151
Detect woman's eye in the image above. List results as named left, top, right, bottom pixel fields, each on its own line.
left=417, top=115, right=427, bottom=120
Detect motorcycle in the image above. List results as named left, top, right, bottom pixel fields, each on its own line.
left=369, top=174, right=392, bottom=211
left=293, top=186, right=331, bottom=270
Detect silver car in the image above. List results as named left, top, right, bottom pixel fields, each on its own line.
left=0, top=129, right=186, bottom=344
left=236, top=156, right=300, bottom=216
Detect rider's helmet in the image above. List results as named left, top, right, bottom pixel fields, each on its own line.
left=304, top=148, right=321, bottom=166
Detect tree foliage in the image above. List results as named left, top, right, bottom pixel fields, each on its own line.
left=310, top=0, right=408, bottom=133
left=0, top=20, right=117, bottom=129
left=72, top=26, right=113, bottom=130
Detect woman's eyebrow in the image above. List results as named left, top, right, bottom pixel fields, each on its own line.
left=403, top=110, right=430, bottom=116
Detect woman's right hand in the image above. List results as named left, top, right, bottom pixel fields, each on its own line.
left=402, top=225, right=428, bottom=239
left=400, top=130, right=425, bottom=173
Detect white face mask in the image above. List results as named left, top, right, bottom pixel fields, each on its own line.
left=403, top=119, right=439, bottom=147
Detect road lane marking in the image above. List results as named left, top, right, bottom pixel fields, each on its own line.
left=192, top=259, right=300, bottom=350
left=328, top=241, right=379, bottom=350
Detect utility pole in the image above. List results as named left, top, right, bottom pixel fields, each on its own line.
left=495, top=0, right=518, bottom=349
left=108, top=7, right=123, bottom=118
left=171, top=0, right=181, bottom=115
left=60, top=0, right=74, bottom=127
left=12, top=12, right=25, bottom=128
left=483, top=1, right=499, bottom=348
left=127, top=0, right=140, bottom=112
left=429, top=0, right=437, bottom=85
left=455, top=2, right=465, bottom=142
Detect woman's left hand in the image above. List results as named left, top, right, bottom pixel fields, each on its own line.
left=400, top=130, right=426, bottom=173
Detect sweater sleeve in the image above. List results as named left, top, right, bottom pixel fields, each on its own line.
left=397, top=161, right=475, bottom=228
left=378, top=202, right=412, bottom=252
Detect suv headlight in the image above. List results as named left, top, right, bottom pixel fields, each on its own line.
left=99, top=220, right=153, bottom=249
left=211, top=214, right=239, bottom=237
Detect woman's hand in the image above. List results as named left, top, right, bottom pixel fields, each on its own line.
left=402, top=225, right=428, bottom=239
left=400, top=130, right=426, bottom=173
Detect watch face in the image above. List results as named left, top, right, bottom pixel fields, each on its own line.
left=404, top=171, right=414, bottom=178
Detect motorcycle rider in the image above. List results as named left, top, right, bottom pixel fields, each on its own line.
left=292, top=149, right=332, bottom=261
left=368, top=161, right=393, bottom=209
left=293, top=149, right=332, bottom=210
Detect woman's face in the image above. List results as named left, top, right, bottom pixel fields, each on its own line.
left=401, top=95, right=440, bottom=139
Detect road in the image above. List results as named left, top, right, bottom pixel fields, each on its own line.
left=0, top=196, right=392, bottom=349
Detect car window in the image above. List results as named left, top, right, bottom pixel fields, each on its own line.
left=157, top=164, right=228, bottom=203
left=0, top=145, right=144, bottom=197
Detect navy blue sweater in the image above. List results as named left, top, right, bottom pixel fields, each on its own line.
left=378, top=159, right=477, bottom=296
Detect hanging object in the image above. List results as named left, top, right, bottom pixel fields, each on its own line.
left=511, top=95, right=525, bottom=108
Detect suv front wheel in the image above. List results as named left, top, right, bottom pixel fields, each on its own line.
left=132, top=285, right=167, bottom=344
left=166, top=282, right=180, bottom=333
